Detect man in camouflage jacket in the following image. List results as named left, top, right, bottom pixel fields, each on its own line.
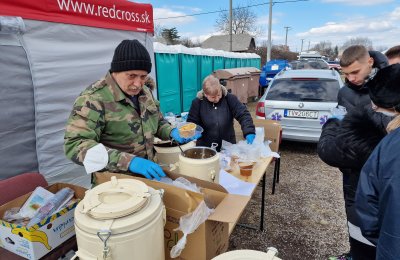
left=64, top=39, right=196, bottom=180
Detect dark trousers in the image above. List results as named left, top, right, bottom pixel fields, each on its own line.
left=349, top=237, right=376, bottom=260
left=341, top=170, right=376, bottom=260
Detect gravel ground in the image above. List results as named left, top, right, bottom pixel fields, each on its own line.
left=228, top=101, right=349, bottom=259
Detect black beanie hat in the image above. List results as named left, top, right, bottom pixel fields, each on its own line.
left=110, top=39, right=152, bottom=73
left=367, top=63, right=400, bottom=110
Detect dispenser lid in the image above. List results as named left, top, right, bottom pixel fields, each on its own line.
left=212, top=250, right=273, bottom=260
left=82, top=177, right=150, bottom=219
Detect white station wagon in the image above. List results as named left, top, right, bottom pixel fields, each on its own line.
left=255, top=69, right=344, bottom=142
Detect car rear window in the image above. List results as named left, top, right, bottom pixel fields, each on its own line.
left=266, top=78, right=340, bottom=102
left=290, top=60, right=329, bottom=70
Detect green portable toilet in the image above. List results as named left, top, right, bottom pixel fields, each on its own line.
left=249, top=53, right=261, bottom=68
left=154, top=43, right=181, bottom=115
left=236, top=56, right=242, bottom=68
left=244, top=53, right=252, bottom=67
left=213, top=50, right=225, bottom=71
left=238, top=53, right=246, bottom=67
left=233, top=52, right=242, bottom=68
left=223, top=51, right=232, bottom=69
left=224, top=56, right=232, bottom=69
left=174, top=45, right=200, bottom=112
left=197, top=48, right=214, bottom=91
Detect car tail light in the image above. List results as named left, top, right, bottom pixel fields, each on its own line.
left=255, top=101, right=265, bottom=117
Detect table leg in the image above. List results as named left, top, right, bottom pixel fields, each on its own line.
left=260, top=171, right=266, bottom=231
left=237, top=171, right=267, bottom=232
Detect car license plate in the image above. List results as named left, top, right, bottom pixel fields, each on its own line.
left=284, top=109, right=319, bottom=119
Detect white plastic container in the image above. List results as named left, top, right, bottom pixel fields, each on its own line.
left=212, top=249, right=281, bottom=260
left=179, top=147, right=220, bottom=183
left=73, top=177, right=166, bottom=260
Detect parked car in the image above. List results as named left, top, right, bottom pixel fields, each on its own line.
left=290, top=59, right=330, bottom=70
left=298, top=51, right=323, bottom=59
left=327, top=60, right=341, bottom=72
left=259, top=59, right=290, bottom=89
left=255, top=69, right=344, bottom=142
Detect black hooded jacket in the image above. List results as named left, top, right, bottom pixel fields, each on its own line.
left=187, top=86, right=255, bottom=151
left=338, top=50, right=388, bottom=111
left=318, top=105, right=387, bottom=225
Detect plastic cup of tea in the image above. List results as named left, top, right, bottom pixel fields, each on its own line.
left=238, top=162, right=255, bottom=176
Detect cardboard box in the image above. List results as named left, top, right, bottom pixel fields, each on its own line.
left=95, top=172, right=251, bottom=260
left=0, top=183, right=86, bottom=260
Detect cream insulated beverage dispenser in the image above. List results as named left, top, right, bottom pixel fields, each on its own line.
left=178, top=146, right=220, bottom=183
left=73, top=177, right=166, bottom=260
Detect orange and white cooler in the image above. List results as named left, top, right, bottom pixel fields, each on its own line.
left=73, top=177, right=165, bottom=260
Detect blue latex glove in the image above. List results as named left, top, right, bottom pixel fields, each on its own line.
left=331, top=114, right=344, bottom=120
left=246, top=134, right=256, bottom=144
left=128, top=157, right=165, bottom=181
left=170, top=128, right=202, bottom=144
left=170, top=128, right=185, bottom=143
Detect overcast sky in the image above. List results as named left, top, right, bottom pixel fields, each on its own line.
left=144, top=0, right=400, bottom=52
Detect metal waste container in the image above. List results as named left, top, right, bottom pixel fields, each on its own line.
left=213, top=68, right=250, bottom=104
left=243, top=67, right=261, bottom=98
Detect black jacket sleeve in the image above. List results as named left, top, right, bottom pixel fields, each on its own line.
left=363, top=104, right=393, bottom=133
left=226, top=94, right=255, bottom=138
left=355, top=146, right=381, bottom=246
left=187, top=98, right=201, bottom=126
left=318, top=104, right=387, bottom=170
left=369, top=50, right=389, bottom=69
left=337, top=86, right=356, bottom=111
left=317, top=118, right=357, bottom=169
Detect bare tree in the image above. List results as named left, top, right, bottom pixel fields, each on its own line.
left=312, top=41, right=331, bottom=53
left=341, top=37, right=373, bottom=50
left=375, top=45, right=389, bottom=52
left=215, top=5, right=258, bottom=35
left=179, top=37, right=201, bottom=48
left=154, top=24, right=165, bottom=37
left=255, top=44, right=298, bottom=65
left=311, top=41, right=335, bottom=59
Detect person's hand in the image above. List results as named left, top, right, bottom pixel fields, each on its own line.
left=330, top=106, right=346, bottom=121
left=246, top=134, right=256, bottom=144
left=170, top=128, right=185, bottom=143
left=128, top=157, right=165, bottom=181
left=170, top=128, right=202, bottom=144
left=330, top=114, right=345, bottom=120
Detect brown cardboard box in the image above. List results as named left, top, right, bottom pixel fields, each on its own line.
left=253, top=119, right=282, bottom=153
left=0, top=183, right=86, bottom=260
left=95, top=172, right=251, bottom=260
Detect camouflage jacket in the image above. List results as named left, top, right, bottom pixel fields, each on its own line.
left=64, top=72, right=173, bottom=172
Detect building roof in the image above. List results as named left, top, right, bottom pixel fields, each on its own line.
left=201, top=34, right=255, bottom=52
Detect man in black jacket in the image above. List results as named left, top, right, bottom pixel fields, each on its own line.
left=385, top=45, right=400, bottom=65
left=338, top=45, right=388, bottom=112
left=187, top=75, right=255, bottom=151
left=319, top=45, right=389, bottom=260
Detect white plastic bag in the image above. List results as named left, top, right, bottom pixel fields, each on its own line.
left=158, top=177, right=201, bottom=193
left=221, top=128, right=280, bottom=160
left=170, top=201, right=215, bottom=258
left=172, top=177, right=201, bottom=193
